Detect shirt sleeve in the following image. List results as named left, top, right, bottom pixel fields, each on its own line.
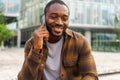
left=18, top=39, right=42, bottom=80
left=78, top=37, right=98, bottom=80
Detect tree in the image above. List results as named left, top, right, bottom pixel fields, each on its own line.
left=0, top=24, right=13, bottom=41
left=114, top=14, right=120, bottom=39
left=0, top=12, right=13, bottom=47
left=0, top=12, right=6, bottom=24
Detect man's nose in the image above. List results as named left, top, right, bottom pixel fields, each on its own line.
left=56, top=18, right=63, bottom=25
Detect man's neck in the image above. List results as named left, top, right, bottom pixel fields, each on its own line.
left=48, top=34, right=63, bottom=43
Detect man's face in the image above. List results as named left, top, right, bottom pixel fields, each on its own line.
left=45, top=3, right=69, bottom=37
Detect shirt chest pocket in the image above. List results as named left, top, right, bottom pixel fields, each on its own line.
left=63, top=54, right=78, bottom=67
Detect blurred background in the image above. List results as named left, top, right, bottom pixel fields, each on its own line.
left=0, top=0, right=120, bottom=80
left=0, top=0, right=120, bottom=52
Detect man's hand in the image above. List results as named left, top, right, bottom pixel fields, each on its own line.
left=33, top=22, right=49, bottom=53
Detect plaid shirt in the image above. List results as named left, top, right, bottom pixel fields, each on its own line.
left=18, top=29, right=98, bottom=80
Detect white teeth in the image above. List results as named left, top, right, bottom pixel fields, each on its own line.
left=53, top=27, right=63, bottom=32
left=54, top=27, right=63, bottom=29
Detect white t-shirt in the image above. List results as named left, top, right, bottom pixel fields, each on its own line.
left=43, top=36, right=63, bottom=80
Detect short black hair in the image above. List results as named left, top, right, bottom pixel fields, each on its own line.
left=44, top=0, right=69, bottom=15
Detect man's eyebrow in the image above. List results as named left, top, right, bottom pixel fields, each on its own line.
left=63, top=15, right=69, bottom=17
left=49, top=13, right=69, bottom=17
left=50, top=13, right=57, bottom=15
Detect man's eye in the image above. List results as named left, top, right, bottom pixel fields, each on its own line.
left=50, top=15, right=57, bottom=19
left=62, top=17, right=68, bottom=21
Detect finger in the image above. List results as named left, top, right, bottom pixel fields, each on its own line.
left=38, top=28, right=48, bottom=32
left=44, top=34, right=49, bottom=40
left=38, top=32, right=48, bottom=36
left=37, top=33, right=48, bottom=38
left=38, top=22, right=46, bottom=29
left=41, top=22, right=46, bottom=28
left=36, top=29, right=49, bottom=35
left=38, top=31, right=49, bottom=37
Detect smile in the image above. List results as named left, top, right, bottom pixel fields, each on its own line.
left=53, top=26, right=64, bottom=32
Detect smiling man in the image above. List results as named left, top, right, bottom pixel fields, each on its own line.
left=18, top=0, right=98, bottom=80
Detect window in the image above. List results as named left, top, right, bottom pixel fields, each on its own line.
left=77, top=3, right=83, bottom=24
left=86, top=3, right=91, bottom=24
left=94, top=0, right=107, bottom=3
left=102, top=5, right=108, bottom=25
left=108, top=5, right=115, bottom=26
left=109, top=0, right=113, bottom=3
left=69, top=2, right=76, bottom=23
left=94, top=0, right=101, bottom=2
left=116, top=0, right=120, bottom=4
left=94, top=4, right=99, bottom=25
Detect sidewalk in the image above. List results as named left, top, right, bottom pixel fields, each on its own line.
left=0, top=48, right=120, bottom=80
left=93, top=51, right=120, bottom=75
left=93, top=51, right=120, bottom=80
left=0, top=48, right=24, bottom=80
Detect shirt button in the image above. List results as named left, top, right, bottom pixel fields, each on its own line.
left=40, top=53, right=43, bottom=56
left=41, top=64, right=44, bottom=67
left=61, top=73, right=64, bottom=77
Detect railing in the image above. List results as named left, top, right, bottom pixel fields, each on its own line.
left=92, top=40, right=120, bottom=52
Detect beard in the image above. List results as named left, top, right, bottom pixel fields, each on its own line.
left=46, top=23, right=67, bottom=37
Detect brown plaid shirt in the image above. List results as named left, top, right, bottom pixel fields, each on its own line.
left=18, top=29, right=98, bottom=80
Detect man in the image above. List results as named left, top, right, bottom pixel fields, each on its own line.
left=18, top=0, right=98, bottom=80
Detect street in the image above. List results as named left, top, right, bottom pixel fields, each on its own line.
left=0, top=48, right=120, bottom=80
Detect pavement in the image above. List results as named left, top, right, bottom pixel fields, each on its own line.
left=93, top=52, right=120, bottom=80
left=0, top=47, right=120, bottom=80
left=0, top=48, right=24, bottom=80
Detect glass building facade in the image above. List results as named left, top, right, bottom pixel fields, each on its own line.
left=0, top=0, right=20, bottom=47
left=1, top=0, right=20, bottom=16
left=19, top=0, right=120, bottom=52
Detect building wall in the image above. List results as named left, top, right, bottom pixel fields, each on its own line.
left=19, top=0, right=120, bottom=52
left=69, top=0, right=120, bottom=26
left=19, top=0, right=120, bottom=28
left=1, top=0, right=20, bottom=16
left=19, top=0, right=46, bottom=28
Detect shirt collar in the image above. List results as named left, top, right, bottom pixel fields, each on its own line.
left=65, top=28, right=73, bottom=37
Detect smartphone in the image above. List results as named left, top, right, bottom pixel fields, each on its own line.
left=40, top=14, right=45, bottom=24
left=39, top=14, right=45, bottom=26
left=40, top=15, right=48, bottom=30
